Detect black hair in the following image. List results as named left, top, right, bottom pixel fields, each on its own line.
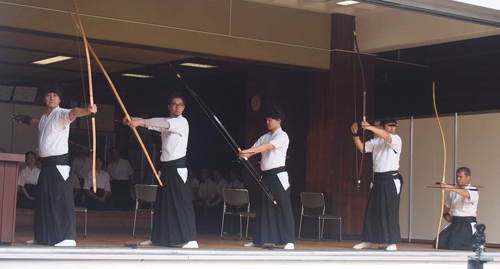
left=109, top=147, right=120, bottom=154
left=168, top=92, right=186, bottom=105
left=457, top=167, right=471, bottom=177
left=41, top=84, right=63, bottom=100
left=25, top=151, right=37, bottom=163
left=380, top=116, right=397, bottom=127
left=266, top=107, right=285, bottom=123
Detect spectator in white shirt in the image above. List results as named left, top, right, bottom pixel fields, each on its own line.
left=227, top=168, right=244, bottom=189
left=196, top=168, right=216, bottom=207
left=106, top=147, right=135, bottom=211
left=17, top=151, right=40, bottom=209
left=189, top=170, right=200, bottom=202
left=84, top=156, right=113, bottom=211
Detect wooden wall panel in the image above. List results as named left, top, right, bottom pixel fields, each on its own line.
left=306, top=48, right=376, bottom=237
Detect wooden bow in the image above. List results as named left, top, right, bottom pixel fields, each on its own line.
left=73, top=1, right=96, bottom=193
left=168, top=64, right=281, bottom=211
left=69, top=3, right=163, bottom=187
left=432, top=81, right=447, bottom=249
left=354, top=30, right=366, bottom=193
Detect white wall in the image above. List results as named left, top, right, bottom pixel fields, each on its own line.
left=399, top=112, right=500, bottom=243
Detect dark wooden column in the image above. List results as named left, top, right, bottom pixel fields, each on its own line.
left=305, top=14, right=376, bottom=237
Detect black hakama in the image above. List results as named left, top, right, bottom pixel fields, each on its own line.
left=84, top=188, right=114, bottom=211
left=151, top=156, right=197, bottom=246
left=111, top=180, right=133, bottom=211
left=17, top=184, right=37, bottom=209
left=253, top=166, right=295, bottom=246
left=362, top=171, right=402, bottom=244
left=433, top=216, right=476, bottom=250
left=34, top=154, right=76, bottom=245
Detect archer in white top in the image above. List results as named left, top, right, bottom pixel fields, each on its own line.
left=125, top=114, right=189, bottom=162
left=440, top=168, right=479, bottom=219
left=352, top=120, right=402, bottom=173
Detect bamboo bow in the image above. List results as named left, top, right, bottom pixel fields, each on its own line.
left=69, top=3, right=163, bottom=187
left=73, top=2, right=97, bottom=193
left=432, top=81, right=447, bottom=249
left=354, top=30, right=366, bottom=193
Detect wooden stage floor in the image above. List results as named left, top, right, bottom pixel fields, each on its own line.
left=11, top=228, right=498, bottom=252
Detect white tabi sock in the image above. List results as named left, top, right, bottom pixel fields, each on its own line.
left=353, top=242, right=372, bottom=249
left=54, top=240, right=76, bottom=247
left=182, top=241, right=199, bottom=248
left=140, top=240, right=153, bottom=245
left=284, top=243, right=294, bottom=250
left=385, top=244, right=397, bottom=251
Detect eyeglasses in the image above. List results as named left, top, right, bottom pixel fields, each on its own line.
left=170, top=103, right=185, bottom=108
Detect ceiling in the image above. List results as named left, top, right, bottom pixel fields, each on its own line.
left=246, top=0, right=500, bottom=19
left=0, top=0, right=499, bottom=83
left=0, top=28, right=193, bottom=82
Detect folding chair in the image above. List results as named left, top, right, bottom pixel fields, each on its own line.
left=75, top=206, right=87, bottom=238
left=298, top=192, right=342, bottom=241
left=133, top=184, right=158, bottom=237
left=221, top=189, right=256, bottom=240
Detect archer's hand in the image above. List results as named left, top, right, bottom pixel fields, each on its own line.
left=361, top=121, right=371, bottom=129
left=351, top=122, right=358, bottom=134
left=127, top=119, right=143, bottom=129
left=440, top=182, right=454, bottom=190
left=444, top=215, right=452, bottom=223
left=239, top=150, right=251, bottom=160
left=87, top=104, right=97, bottom=114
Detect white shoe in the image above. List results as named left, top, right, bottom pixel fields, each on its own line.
left=54, top=240, right=76, bottom=247
left=182, top=241, right=198, bottom=249
left=26, top=239, right=36, bottom=244
left=140, top=240, right=153, bottom=245
left=284, top=243, right=294, bottom=250
left=244, top=242, right=258, bottom=247
left=353, top=242, right=372, bottom=249
left=385, top=244, right=397, bottom=251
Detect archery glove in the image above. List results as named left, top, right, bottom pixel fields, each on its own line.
left=12, top=115, right=32, bottom=125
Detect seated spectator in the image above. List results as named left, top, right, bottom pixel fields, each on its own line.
left=206, top=168, right=228, bottom=208
left=17, top=151, right=40, bottom=209
left=196, top=168, right=215, bottom=207
left=35, top=157, right=42, bottom=170
left=71, top=173, right=84, bottom=206
left=84, top=156, right=114, bottom=211
left=106, top=147, right=135, bottom=211
left=71, top=147, right=92, bottom=188
left=189, top=170, right=200, bottom=202
left=227, top=168, right=244, bottom=189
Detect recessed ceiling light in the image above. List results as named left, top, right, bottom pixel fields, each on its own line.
left=180, top=63, right=217, bottom=69
left=337, top=1, right=360, bottom=6
left=121, top=73, right=154, bottom=79
left=32, top=56, right=72, bottom=65
left=452, top=0, right=500, bottom=11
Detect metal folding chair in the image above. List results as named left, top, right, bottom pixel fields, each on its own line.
left=75, top=206, right=87, bottom=238
left=221, top=189, right=256, bottom=240
left=298, top=192, right=342, bottom=241
left=133, top=184, right=158, bottom=237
